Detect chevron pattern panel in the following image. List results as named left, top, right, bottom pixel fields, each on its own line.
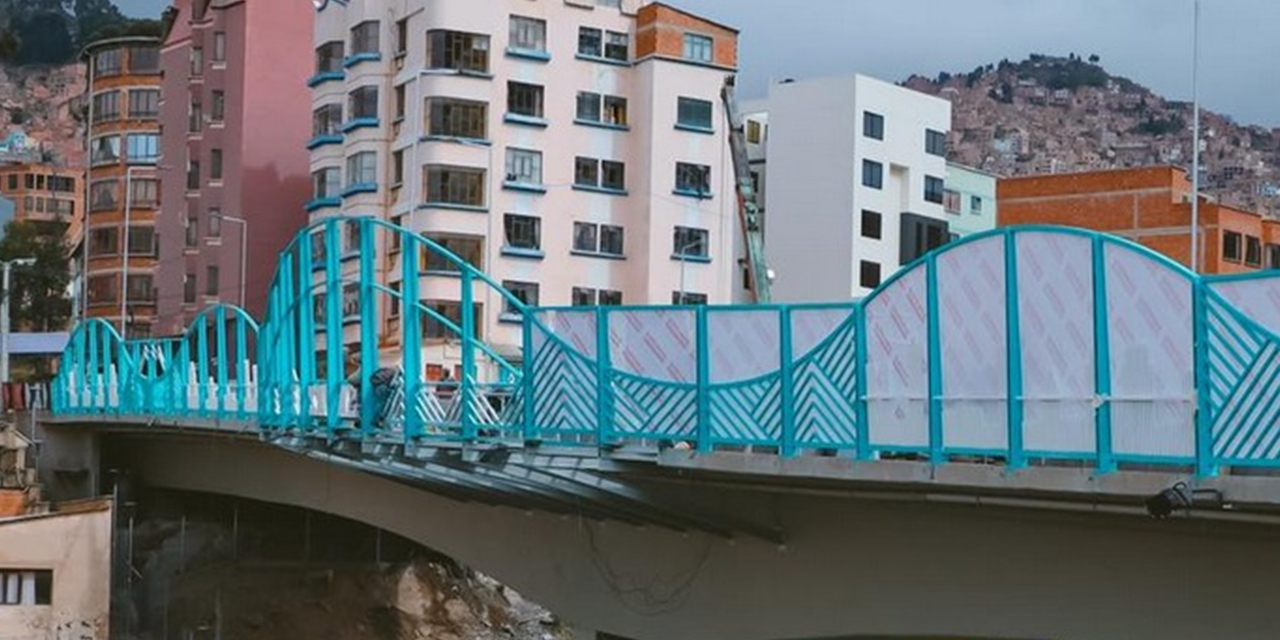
left=529, top=325, right=597, bottom=438
left=792, top=313, right=859, bottom=447
left=1206, top=291, right=1280, bottom=464
left=709, top=376, right=783, bottom=444
left=611, top=374, right=697, bottom=440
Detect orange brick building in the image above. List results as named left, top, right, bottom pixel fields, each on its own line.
left=998, top=166, right=1280, bottom=274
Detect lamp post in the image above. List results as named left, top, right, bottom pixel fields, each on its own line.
left=214, top=214, right=248, bottom=308
left=1190, top=0, right=1202, bottom=273
left=1, top=257, right=36, bottom=400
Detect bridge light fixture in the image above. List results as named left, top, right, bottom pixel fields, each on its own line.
left=1145, top=481, right=1225, bottom=519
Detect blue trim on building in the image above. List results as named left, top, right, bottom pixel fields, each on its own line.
left=418, top=135, right=491, bottom=146
left=306, top=134, right=344, bottom=150
left=503, top=181, right=548, bottom=194
left=501, top=247, right=545, bottom=260
left=572, top=184, right=628, bottom=196
left=417, top=202, right=489, bottom=213
left=672, top=188, right=713, bottom=200
left=571, top=250, right=626, bottom=261
left=341, top=183, right=378, bottom=198
left=505, top=47, right=551, bottom=62
left=671, top=254, right=712, bottom=264
left=504, top=113, right=550, bottom=128
left=343, top=52, right=382, bottom=68
left=574, top=119, right=630, bottom=132
left=341, top=117, right=379, bottom=133
left=574, top=53, right=631, bottom=67
left=307, top=71, right=344, bottom=87
left=675, top=123, right=715, bottom=135
left=305, top=197, right=341, bottom=212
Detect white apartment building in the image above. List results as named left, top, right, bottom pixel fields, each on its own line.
left=746, top=75, right=952, bottom=301
left=307, top=0, right=742, bottom=372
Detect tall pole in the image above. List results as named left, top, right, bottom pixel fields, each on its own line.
left=1, top=258, right=36, bottom=392
left=1190, top=0, right=1201, bottom=273
left=216, top=214, right=248, bottom=308
left=121, top=168, right=133, bottom=334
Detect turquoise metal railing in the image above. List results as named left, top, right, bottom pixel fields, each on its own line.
left=50, top=223, right=1280, bottom=478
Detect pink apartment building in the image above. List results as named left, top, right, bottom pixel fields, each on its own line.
left=156, top=0, right=313, bottom=335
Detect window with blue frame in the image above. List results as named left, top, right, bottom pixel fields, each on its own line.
left=424, top=165, right=485, bottom=207
left=509, top=16, right=547, bottom=54
left=313, top=103, right=343, bottom=137
left=504, top=214, right=541, bottom=252
left=862, top=159, right=883, bottom=189
left=312, top=167, right=341, bottom=199
left=676, top=97, right=713, bottom=131
left=578, top=27, right=628, bottom=62
left=682, top=33, right=712, bottom=63
left=507, top=82, right=544, bottom=119
left=504, top=148, right=542, bottom=186
left=573, top=222, right=624, bottom=256
left=349, top=86, right=378, bottom=120
left=576, top=92, right=627, bottom=126
left=673, top=226, right=709, bottom=258
left=346, top=152, right=377, bottom=189
left=427, top=97, right=487, bottom=139
left=501, top=280, right=539, bottom=316
left=315, top=41, right=344, bottom=73
left=971, top=195, right=983, bottom=215
left=574, top=157, right=625, bottom=191
left=675, top=162, right=711, bottom=197
left=126, top=133, right=159, bottom=164
left=424, top=235, right=483, bottom=273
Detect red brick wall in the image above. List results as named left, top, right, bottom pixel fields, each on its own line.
left=636, top=3, right=737, bottom=68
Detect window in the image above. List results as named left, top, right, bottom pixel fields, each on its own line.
left=352, top=20, right=380, bottom=55
left=88, top=275, right=118, bottom=306
left=92, top=91, right=119, bottom=122
left=206, top=266, right=219, bottom=296
left=504, top=214, right=541, bottom=251
left=576, top=92, right=627, bottom=126
left=128, top=226, right=156, bottom=256
left=677, top=97, right=713, bottom=130
left=184, top=273, right=197, bottom=304
left=90, top=180, right=118, bottom=211
left=747, top=120, right=763, bottom=144
left=675, top=162, right=711, bottom=196
left=578, top=27, right=602, bottom=57
left=349, top=86, right=379, bottom=120
left=213, top=31, right=226, bottom=62
left=508, top=82, right=544, bottom=119
left=129, top=89, right=159, bottom=118
left=862, top=160, right=883, bottom=189
left=424, top=165, right=485, bottom=207
left=864, top=112, right=884, bottom=140
left=186, top=211, right=199, bottom=247
left=394, top=84, right=406, bottom=121
left=943, top=189, right=961, bottom=214
left=900, top=212, right=951, bottom=264
left=316, top=41, right=344, bottom=73
left=672, top=292, right=708, bottom=305
left=501, top=281, right=539, bottom=316
left=191, top=46, right=203, bottom=75
left=971, top=195, right=983, bottom=215
left=0, top=570, right=52, bottom=606
left=189, top=95, right=203, bottom=132
left=395, top=18, right=409, bottom=56
left=578, top=27, right=628, bottom=61
left=129, top=178, right=158, bottom=208
left=926, top=129, right=947, bottom=156
left=573, top=287, right=623, bottom=307
left=423, top=301, right=483, bottom=340
left=208, top=208, right=222, bottom=237
left=187, top=160, right=200, bottom=190
left=312, top=167, right=340, bottom=199
left=127, top=275, right=154, bottom=302
left=673, top=226, right=709, bottom=258
left=682, top=33, right=712, bottom=63
left=426, top=97, right=487, bottom=139
left=1269, top=244, right=1280, bottom=270
left=1246, top=235, right=1263, bottom=267
left=90, top=135, right=121, bottom=165
left=426, top=30, right=490, bottom=74
left=313, top=104, right=343, bottom=137
left=575, top=157, right=625, bottom=191
left=509, top=16, right=547, bottom=53
left=130, top=45, right=159, bottom=73
left=573, top=222, right=624, bottom=256
left=605, top=31, right=629, bottom=61
left=860, top=261, right=881, bottom=289
left=423, top=235, right=483, bottom=273
left=504, top=148, right=542, bottom=186
left=1223, top=231, right=1243, bottom=262
left=392, top=149, right=405, bottom=186
left=342, top=282, right=359, bottom=320
left=861, top=210, right=882, bottom=239
left=94, top=49, right=121, bottom=76
left=346, top=152, right=376, bottom=188
left=210, top=148, right=223, bottom=181
left=924, top=176, right=945, bottom=205
left=211, top=90, right=225, bottom=122
left=89, top=228, right=119, bottom=256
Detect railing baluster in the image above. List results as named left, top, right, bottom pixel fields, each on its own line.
left=216, top=306, right=229, bottom=419
left=359, top=217, right=378, bottom=438
left=325, top=220, right=342, bottom=436
left=780, top=307, right=795, bottom=457
left=402, top=230, right=422, bottom=441
left=927, top=254, right=944, bottom=465
left=1093, top=235, right=1115, bottom=474
left=696, top=306, right=711, bottom=453
left=1006, top=231, right=1026, bottom=470
left=460, top=268, right=475, bottom=441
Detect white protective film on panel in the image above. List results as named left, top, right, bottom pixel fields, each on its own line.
left=865, top=266, right=929, bottom=448
left=1016, top=232, right=1097, bottom=454
left=538, top=309, right=598, bottom=362
left=1210, top=278, right=1280, bottom=336
left=937, top=235, right=1008, bottom=452
left=790, top=308, right=856, bottom=361
left=609, top=309, right=697, bottom=383
left=708, top=309, right=781, bottom=383
left=1105, top=244, right=1195, bottom=459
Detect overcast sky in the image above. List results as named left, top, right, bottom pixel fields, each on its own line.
left=118, top=0, right=1280, bottom=127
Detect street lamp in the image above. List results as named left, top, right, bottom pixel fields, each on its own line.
left=213, top=213, right=248, bottom=308
left=1190, top=0, right=1202, bottom=273
left=0, top=257, right=36, bottom=391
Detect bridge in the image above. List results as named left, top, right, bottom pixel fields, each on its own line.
left=44, top=220, right=1280, bottom=640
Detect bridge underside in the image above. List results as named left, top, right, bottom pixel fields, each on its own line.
left=70, top=420, right=1280, bottom=640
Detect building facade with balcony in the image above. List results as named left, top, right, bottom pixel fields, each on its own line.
left=747, top=75, right=953, bottom=301
left=78, top=37, right=162, bottom=337
left=0, top=163, right=81, bottom=228
left=155, top=0, right=314, bottom=336
left=308, top=0, right=741, bottom=371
